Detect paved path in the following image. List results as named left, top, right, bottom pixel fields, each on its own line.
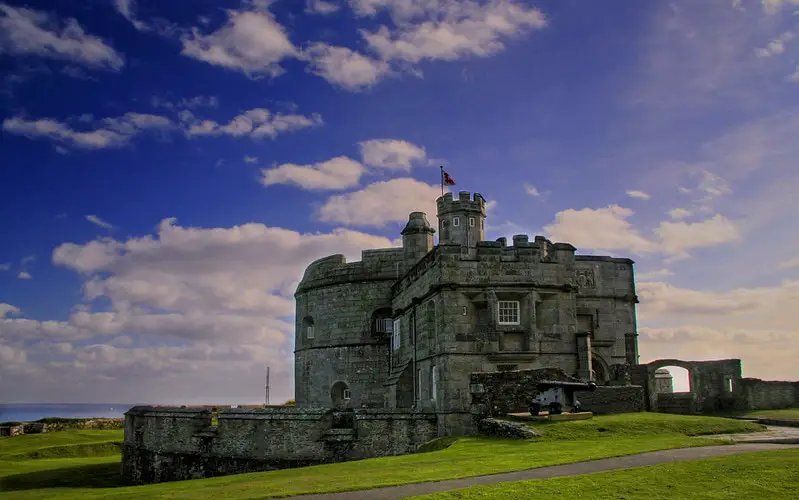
left=280, top=443, right=799, bottom=500
left=698, top=425, right=799, bottom=444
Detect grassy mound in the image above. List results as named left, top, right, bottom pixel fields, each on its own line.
left=0, top=430, right=123, bottom=460
left=527, top=412, right=764, bottom=440
left=410, top=448, right=799, bottom=499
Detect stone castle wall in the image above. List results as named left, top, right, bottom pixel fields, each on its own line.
left=469, top=368, right=644, bottom=417
left=121, top=406, right=437, bottom=485
left=738, top=378, right=799, bottom=410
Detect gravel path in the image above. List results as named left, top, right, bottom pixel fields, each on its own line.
left=277, top=443, right=799, bottom=500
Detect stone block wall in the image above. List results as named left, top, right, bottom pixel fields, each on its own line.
left=122, top=406, right=438, bottom=485
left=575, top=385, right=644, bottom=414
left=470, top=368, right=579, bottom=417
left=738, top=378, right=799, bottom=410
left=656, top=393, right=697, bottom=415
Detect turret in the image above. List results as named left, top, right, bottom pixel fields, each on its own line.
left=436, top=191, right=486, bottom=247
left=401, top=212, right=435, bottom=264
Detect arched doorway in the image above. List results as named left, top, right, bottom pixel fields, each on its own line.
left=653, top=365, right=694, bottom=414
left=330, top=381, right=351, bottom=408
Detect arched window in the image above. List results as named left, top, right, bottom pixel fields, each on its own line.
left=302, top=316, right=315, bottom=340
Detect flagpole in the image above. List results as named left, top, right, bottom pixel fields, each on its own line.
left=440, top=166, right=444, bottom=197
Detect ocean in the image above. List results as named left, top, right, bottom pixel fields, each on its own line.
left=0, top=403, right=141, bottom=423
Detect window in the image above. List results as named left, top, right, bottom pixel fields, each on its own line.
left=376, top=318, right=393, bottom=333
left=343, top=388, right=352, bottom=401
left=392, top=318, right=401, bottom=350
left=469, top=217, right=475, bottom=227
left=453, top=216, right=460, bottom=227
left=302, top=316, right=315, bottom=339
left=497, top=300, right=520, bottom=325
left=430, top=366, right=438, bottom=401
left=417, top=368, right=422, bottom=401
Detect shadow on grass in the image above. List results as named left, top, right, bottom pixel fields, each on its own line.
left=0, top=462, right=123, bottom=491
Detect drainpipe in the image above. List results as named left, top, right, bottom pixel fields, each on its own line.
left=412, top=299, right=418, bottom=408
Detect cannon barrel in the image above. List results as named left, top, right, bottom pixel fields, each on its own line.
left=536, top=380, right=597, bottom=392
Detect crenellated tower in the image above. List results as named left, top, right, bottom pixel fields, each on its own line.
left=436, top=191, right=486, bottom=247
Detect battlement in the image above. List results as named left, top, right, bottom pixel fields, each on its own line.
left=436, top=191, right=486, bottom=215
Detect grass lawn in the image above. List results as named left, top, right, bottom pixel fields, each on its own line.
left=728, top=408, right=799, bottom=421
left=409, top=448, right=799, bottom=499
left=0, top=413, right=763, bottom=499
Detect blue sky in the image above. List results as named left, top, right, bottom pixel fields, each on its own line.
left=1, top=0, right=798, bottom=403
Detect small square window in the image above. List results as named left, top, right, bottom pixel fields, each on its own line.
left=343, top=389, right=351, bottom=400
left=469, top=217, right=475, bottom=227
left=497, top=300, right=520, bottom=325
left=306, top=325, right=315, bottom=339
left=453, top=216, right=460, bottom=227
left=376, top=318, right=393, bottom=333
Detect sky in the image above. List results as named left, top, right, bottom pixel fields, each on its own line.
left=1, top=0, right=798, bottom=404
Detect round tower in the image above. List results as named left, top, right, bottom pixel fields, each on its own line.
left=401, top=212, right=435, bottom=264
left=436, top=191, right=486, bottom=247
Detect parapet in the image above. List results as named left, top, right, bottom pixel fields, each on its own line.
left=296, top=248, right=405, bottom=294
left=436, top=191, right=486, bottom=216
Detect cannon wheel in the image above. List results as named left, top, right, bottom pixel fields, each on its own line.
left=529, top=403, right=541, bottom=416
left=548, top=402, right=562, bottom=415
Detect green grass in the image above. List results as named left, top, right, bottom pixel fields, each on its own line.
left=0, top=413, right=764, bottom=499
left=0, top=430, right=123, bottom=460
left=409, top=448, right=799, bottom=499
left=725, top=408, right=799, bottom=421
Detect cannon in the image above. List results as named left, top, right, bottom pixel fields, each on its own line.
left=529, top=380, right=597, bottom=416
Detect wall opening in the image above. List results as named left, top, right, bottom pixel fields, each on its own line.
left=655, top=366, right=691, bottom=393
left=330, top=381, right=351, bottom=407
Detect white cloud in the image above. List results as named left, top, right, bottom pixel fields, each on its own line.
left=0, top=303, right=20, bottom=317
left=358, top=139, right=427, bottom=169
left=524, top=183, right=540, bottom=196
left=85, top=215, right=114, bottom=230
left=778, top=256, right=799, bottom=269
left=184, top=108, right=323, bottom=139
left=306, top=0, right=340, bottom=14
left=243, top=155, right=259, bottom=164
left=761, top=0, right=799, bottom=15
left=360, top=0, right=547, bottom=65
left=152, top=95, right=220, bottom=110
left=626, top=190, right=651, bottom=200
left=543, top=205, right=740, bottom=258
left=544, top=205, right=657, bottom=255
left=636, top=268, right=674, bottom=280
left=2, top=112, right=172, bottom=150
left=306, top=1, right=547, bottom=89
left=636, top=279, right=799, bottom=381
left=755, top=31, right=794, bottom=57
left=655, top=215, right=740, bottom=257
left=318, top=178, right=441, bottom=226
left=304, top=43, right=390, bottom=91
left=261, top=156, right=365, bottom=190
left=180, top=7, right=296, bottom=77
left=113, top=0, right=148, bottom=31
left=668, top=208, right=692, bottom=220
left=0, top=3, right=124, bottom=71
left=0, top=262, right=10, bottom=271
left=17, top=271, right=32, bottom=280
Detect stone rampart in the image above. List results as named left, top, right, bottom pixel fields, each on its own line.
left=470, top=368, right=580, bottom=418
left=738, top=378, right=799, bottom=410
left=121, top=406, right=437, bottom=484
left=575, top=385, right=644, bottom=414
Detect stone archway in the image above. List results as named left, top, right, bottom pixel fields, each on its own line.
left=330, top=381, right=351, bottom=408
left=590, top=352, right=609, bottom=383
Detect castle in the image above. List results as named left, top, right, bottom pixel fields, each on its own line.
left=121, top=191, right=799, bottom=485
left=294, top=191, right=640, bottom=433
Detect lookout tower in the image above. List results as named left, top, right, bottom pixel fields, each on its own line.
left=436, top=191, right=486, bottom=247
left=401, top=211, right=435, bottom=265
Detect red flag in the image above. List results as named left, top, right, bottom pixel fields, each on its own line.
left=443, top=171, right=456, bottom=186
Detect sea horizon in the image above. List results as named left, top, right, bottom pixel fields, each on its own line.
left=0, top=402, right=271, bottom=423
